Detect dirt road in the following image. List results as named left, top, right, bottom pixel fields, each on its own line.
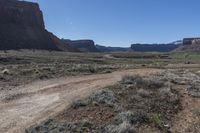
left=0, top=69, right=161, bottom=133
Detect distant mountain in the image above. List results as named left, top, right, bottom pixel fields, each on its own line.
left=62, top=39, right=99, bottom=52
left=175, top=38, right=200, bottom=52
left=0, top=0, right=74, bottom=51
left=96, top=45, right=131, bottom=52
left=131, top=43, right=180, bottom=52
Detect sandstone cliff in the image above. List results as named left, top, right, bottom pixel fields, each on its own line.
left=131, top=43, right=180, bottom=52
left=175, top=38, right=200, bottom=52
left=0, top=0, right=72, bottom=51
left=62, top=39, right=99, bottom=52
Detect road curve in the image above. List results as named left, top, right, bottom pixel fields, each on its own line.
left=0, top=69, right=161, bottom=133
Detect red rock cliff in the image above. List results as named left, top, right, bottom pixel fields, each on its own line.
left=0, top=0, right=72, bottom=51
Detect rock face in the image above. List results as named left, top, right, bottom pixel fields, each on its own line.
left=131, top=43, right=180, bottom=52
left=0, top=0, right=71, bottom=51
left=62, top=39, right=99, bottom=52
left=182, top=38, right=200, bottom=45
left=175, top=38, right=200, bottom=52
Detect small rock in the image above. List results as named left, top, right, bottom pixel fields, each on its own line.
left=2, top=69, right=10, bottom=75
left=197, top=71, right=200, bottom=74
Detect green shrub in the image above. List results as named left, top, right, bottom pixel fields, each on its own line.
left=151, top=114, right=164, bottom=128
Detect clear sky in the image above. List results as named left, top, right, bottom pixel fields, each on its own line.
left=27, top=0, right=200, bottom=47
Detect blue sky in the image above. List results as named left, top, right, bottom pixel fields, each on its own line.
left=27, top=0, right=200, bottom=47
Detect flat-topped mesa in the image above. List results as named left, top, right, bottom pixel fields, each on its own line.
left=0, top=0, right=44, bottom=29
left=131, top=43, right=180, bottom=52
left=183, top=38, right=200, bottom=45
left=62, top=39, right=100, bottom=52
left=0, top=0, right=73, bottom=51
left=175, top=38, right=200, bottom=52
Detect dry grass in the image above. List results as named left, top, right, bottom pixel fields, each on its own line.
left=27, top=74, right=182, bottom=133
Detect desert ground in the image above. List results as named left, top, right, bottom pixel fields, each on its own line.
left=1, top=50, right=200, bottom=133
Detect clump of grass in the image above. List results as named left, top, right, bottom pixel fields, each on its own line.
left=34, top=68, right=40, bottom=74
left=187, top=82, right=200, bottom=97
left=71, top=89, right=120, bottom=110
left=105, top=111, right=149, bottom=133
left=26, top=119, right=100, bottom=133
left=71, top=99, right=90, bottom=109
left=151, top=114, right=164, bottom=128
left=105, top=121, right=136, bottom=133
left=26, top=74, right=181, bottom=133
left=121, top=75, right=142, bottom=84
left=70, top=64, right=98, bottom=74
left=104, top=69, right=112, bottom=73
left=114, top=111, right=149, bottom=125
left=89, top=89, right=116, bottom=105
left=121, top=75, right=164, bottom=89
left=32, top=68, right=54, bottom=80
left=88, top=65, right=96, bottom=73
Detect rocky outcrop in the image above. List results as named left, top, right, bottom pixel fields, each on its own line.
left=182, top=38, right=200, bottom=45
left=175, top=38, right=200, bottom=52
left=62, top=39, right=99, bottom=52
left=49, top=33, right=79, bottom=52
left=131, top=43, right=180, bottom=52
left=0, top=0, right=72, bottom=51
left=175, top=44, right=200, bottom=52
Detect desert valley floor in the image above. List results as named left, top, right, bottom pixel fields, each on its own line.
left=1, top=51, right=200, bottom=133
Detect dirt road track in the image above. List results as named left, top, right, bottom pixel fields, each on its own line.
left=0, top=69, right=161, bottom=133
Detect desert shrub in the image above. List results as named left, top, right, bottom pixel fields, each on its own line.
left=70, top=64, right=98, bottom=74
left=32, top=68, right=53, bottom=80
left=128, top=94, right=143, bottom=103
left=187, top=82, right=200, bottom=97
left=71, top=89, right=120, bottom=110
left=145, top=78, right=165, bottom=89
left=158, top=70, right=200, bottom=85
left=104, top=111, right=148, bottom=133
left=38, top=73, right=49, bottom=79
left=26, top=119, right=100, bottom=133
left=20, top=69, right=34, bottom=76
left=26, top=74, right=181, bottom=133
left=71, top=99, right=90, bottom=109
left=158, top=86, right=171, bottom=96
left=41, top=67, right=52, bottom=71
left=137, top=89, right=151, bottom=98
left=114, top=111, right=149, bottom=125
left=113, top=75, right=181, bottom=126
left=121, top=75, right=164, bottom=90
left=105, top=121, right=136, bottom=133
left=34, top=68, right=40, bottom=74
left=121, top=75, right=142, bottom=84
left=104, top=69, right=112, bottom=73
left=63, top=120, right=98, bottom=133
left=151, top=114, right=164, bottom=128
left=88, top=65, right=96, bottom=73
left=89, top=89, right=117, bottom=106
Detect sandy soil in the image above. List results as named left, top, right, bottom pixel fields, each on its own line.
left=171, top=85, right=200, bottom=133
left=0, top=68, right=161, bottom=133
